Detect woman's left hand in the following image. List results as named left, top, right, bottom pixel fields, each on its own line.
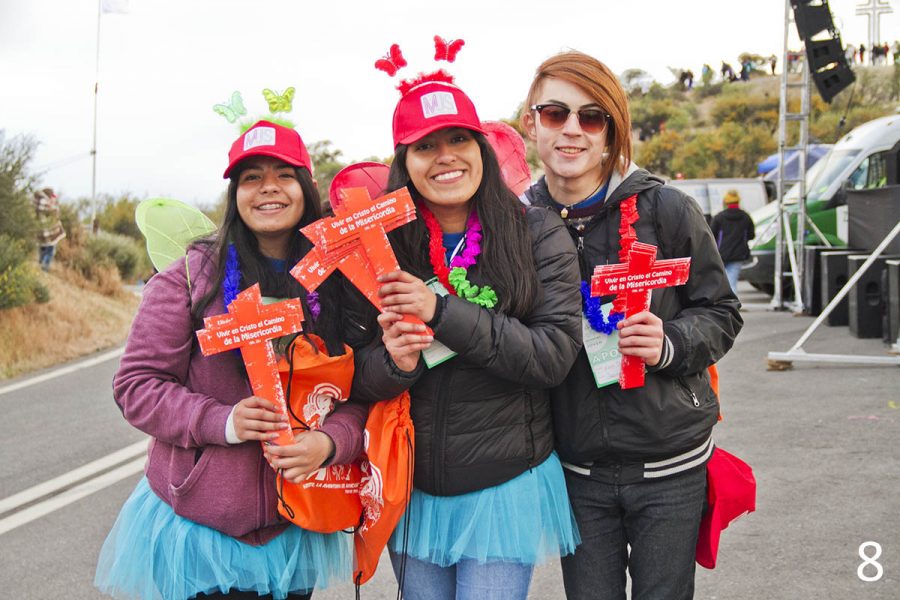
left=264, top=431, right=335, bottom=483
left=617, top=310, right=664, bottom=367
left=377, top=270, right=438, bottom=323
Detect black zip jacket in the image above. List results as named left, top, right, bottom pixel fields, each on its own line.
left=525, top=169, right=742, bottom=483
left=345, top=207, right=582, bottom=496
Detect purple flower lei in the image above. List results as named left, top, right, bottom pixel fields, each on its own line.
left=223, top=244, right=241, bottom=309
left=580, top=281, right=624, bottom=334
left=222, top=242, right=320, bottom=322
left=306, top=291, right=321, bottom=321
left=449, top=210, right=482, bottom=269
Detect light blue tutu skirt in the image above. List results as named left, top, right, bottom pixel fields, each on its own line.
left=389, top=452, right=580, bottom=567
left=94, top=478, right=350, bottom=600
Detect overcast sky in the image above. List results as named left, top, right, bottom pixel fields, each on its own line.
left=1, top=0, right=895, bottom=207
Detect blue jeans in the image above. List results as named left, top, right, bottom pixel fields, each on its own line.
left=389, top=550, right=533, bottom=600
left=560, top=467, right=707, bottom=600
left=39, top=244, right=56, bottom=271
left=723, top=262, right=742, bottom=295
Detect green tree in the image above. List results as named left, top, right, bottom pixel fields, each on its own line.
left=621, top=69, right=654, bottom=97
left=95, top=193, right=143, bottom=239
left=671, top=122, right=776, bottom=178
left=0, top=132, right=45, bottom=308
left=636, top=129, right=685, bottom=177
left=0, top=132, right=38, bottom=246
left=710, top=91, right=778, bottom=128
left=308, top=140, right=346, bottom=207
left=630, top=97, right=693, bottom=139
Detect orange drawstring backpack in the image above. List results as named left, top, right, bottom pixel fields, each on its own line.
left=274, top=334, right=364, bottom=533
left=708, top=364, right=722, bottom=421
left=353, top=391, right=415, bottom=585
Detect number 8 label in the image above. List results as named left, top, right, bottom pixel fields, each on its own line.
left=857, top=541, right=883, bottom=582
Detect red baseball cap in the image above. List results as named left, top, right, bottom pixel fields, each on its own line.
left=223, top=120, right=312, bottom=178
left=695, top=447, right=757, bottom=569
left=392, top=81, right=485, bottom=147
left=482, top=121, right=532, bottom=196
left=329, top=162, right=390, bottom=212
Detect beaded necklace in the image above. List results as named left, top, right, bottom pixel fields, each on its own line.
left=582, top=194, right=639, bottom=333
left=419, top=204, right=498, bottom=309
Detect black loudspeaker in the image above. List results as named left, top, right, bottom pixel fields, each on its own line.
left=790, top=0, right=856, bottom=103
left=803, top=245, right=833, bottom=315
left=885, top=260, right=900, bottom=345
left=812, top=55, right=856, bottom=103
left=792, top=0, right=835, bottom=39
left=807, top=38, right=845, bottom=69
left=847, top=255, right=900, bottom=339
left=821, top=250, right=858, bottom=326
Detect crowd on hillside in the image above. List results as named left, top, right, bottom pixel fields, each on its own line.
left=844, top=41, right=900, bottom=65
left=674, top=40, right=899, bottom=90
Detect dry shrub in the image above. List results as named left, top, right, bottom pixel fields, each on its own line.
left=0, top=273, right=139, bottom=379
left=54, top=262, right=126, bottom=299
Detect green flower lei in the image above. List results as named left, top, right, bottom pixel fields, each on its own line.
left=448, top=267, right=498, bottom=309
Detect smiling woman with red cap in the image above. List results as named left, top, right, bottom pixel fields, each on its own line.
left=344, top=41, right=582, bottom=600
left=95, top=120, right=367, bottom=600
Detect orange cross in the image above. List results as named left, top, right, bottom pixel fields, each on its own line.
left=291, top=187, right=426, bottom=328
left=196, top=284, right=304, bottom=446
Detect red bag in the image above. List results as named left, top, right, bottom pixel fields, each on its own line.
left=274, top=335, right=364, bottom=534
left=696, top=447, right=756, bottom=569
left=353, top=392, right=415, bottom=585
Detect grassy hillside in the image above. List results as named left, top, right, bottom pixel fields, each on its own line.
left=0, top=268, right=139, bottom=380
left=632, top=64, right=899, bottom=179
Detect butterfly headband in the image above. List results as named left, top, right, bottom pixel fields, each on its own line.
left=375, top=35, right=466, bottom=95
left=212, top=87, right=297, bottom=132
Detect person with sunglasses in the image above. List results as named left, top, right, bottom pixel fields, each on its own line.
left=344, top=66, right=583, bottom=600
left=521, top=51, right=742, bottom=600
left=95, top=121, right=367, bottom=600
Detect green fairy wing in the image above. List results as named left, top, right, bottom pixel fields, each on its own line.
left=135, top=198, right=217, bottom=272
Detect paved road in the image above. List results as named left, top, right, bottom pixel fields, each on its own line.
left=1, top=283, right=897, bottom=599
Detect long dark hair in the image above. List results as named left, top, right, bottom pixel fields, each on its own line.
left=386, top=133, right=540, bottom=319
left=190, top=164, right=345, bottom=356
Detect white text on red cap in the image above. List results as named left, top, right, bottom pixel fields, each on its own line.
left=243, top=127, right=276, bottom=150
left=420, top=92, right=458, bottom=118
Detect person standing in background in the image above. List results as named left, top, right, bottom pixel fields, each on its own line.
left=710, top=190, right=755, bottom=296
left=33, top=187, right=65, bottom=271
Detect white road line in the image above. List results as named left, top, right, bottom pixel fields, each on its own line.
left=0, top=457, right=146, bottom=536
left=0, top=440, right=148, bottom=516
left=0, top=346, right=125, bottom=397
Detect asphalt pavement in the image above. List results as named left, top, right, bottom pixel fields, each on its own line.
left=0, top=282, right=897, bottom=599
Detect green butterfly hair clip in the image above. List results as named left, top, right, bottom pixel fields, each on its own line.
left=213, top=87, right=297, bottom=132
left=212, top=90, right=247, bottom=124
left=262, top=87, right=295, bottom=113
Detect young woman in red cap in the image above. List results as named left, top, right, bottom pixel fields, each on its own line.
left=521, top=51, right=742, bottom=600
left=345, top=54, right=583, bottom=599
left=95, top=120, right=367, bottom=600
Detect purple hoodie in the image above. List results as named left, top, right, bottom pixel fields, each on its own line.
left=113, top=248, right=367, bottom=545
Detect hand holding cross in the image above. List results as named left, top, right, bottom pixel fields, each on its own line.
left=591, top=241, right=691, bottom=389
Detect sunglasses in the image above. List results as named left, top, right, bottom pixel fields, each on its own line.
left=530, top=104, right=611, bottom=134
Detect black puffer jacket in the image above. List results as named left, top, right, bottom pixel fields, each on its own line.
left=525, top=168, right=742, bottom=483
left=710, top=207, right=755, bottom=262
left=346, top=207, right=581, bottom=496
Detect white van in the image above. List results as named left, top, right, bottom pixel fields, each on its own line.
left=743, top=113, right=900, bottom=292
left=668, top=178, right=769, bottom=218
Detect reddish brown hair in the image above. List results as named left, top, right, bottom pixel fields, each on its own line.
left=524, top=51, right=632, bottom=186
